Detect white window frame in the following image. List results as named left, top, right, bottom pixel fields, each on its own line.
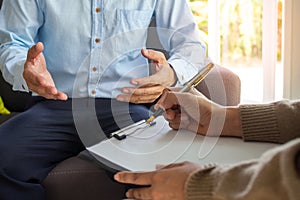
left=262, top=0, right=278, bottom=102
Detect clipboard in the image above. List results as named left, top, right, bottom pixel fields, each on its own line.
left=86, top=116, right=278, bottom=172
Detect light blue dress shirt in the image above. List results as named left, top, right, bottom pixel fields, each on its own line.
left=0, top=0, right=206, bottom=98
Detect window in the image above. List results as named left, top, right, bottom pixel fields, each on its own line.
left=189, top=0, right=283, bottom=103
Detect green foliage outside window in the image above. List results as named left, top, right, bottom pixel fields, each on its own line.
left=189, top=0, right=282, bottom=62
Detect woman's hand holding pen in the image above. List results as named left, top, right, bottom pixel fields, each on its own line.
left=156, top=88, right=243, bottom=137
left=156, top=88, right=215, bottom=136
left=23, top=42, right=68, bottom=100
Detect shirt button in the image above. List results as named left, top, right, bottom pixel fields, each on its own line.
left=92, top=66, right=97, bottom=72
left=96, top=8, right=101, bottom=13
left=95, top=38, right=100, bottom=43
left=91, top=90, right=96, bottom=95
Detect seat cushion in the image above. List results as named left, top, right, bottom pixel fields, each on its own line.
left=42, top=155, right=126, bottom=200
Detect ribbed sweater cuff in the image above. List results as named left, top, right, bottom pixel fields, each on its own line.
left=240, top=104, right=281, bottom=143
left=185, top=166, right=216, bottom=200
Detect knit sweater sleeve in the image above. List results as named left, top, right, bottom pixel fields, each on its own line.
left=240, top=100, right=300, bottom=143
left=185, top=139, right=300, bottom=200
left=185, top=100, right=300, bottom=199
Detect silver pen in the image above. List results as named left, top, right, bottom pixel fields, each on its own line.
left=145, top=62, right=215, bottom=124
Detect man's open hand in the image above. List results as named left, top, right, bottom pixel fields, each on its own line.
left=117, top=49, right=176, bottom=104
left=23, top=42, right=67, bottom=100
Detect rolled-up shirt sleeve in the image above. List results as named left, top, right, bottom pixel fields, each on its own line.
left=154, top=0, right=207, bottom=85
left=0, top=1, right=43, bottom=92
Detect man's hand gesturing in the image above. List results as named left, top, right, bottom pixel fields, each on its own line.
left=117, top=49, right=177, bottom=104
left=23, top=42, right=67, bottom=100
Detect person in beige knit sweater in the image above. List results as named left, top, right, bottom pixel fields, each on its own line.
left=114, top=88, right=300, bottom=200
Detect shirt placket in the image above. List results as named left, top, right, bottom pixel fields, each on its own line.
left=89, top=0, right=103, bottom=97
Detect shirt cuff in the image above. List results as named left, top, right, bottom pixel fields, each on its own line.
left=11, top=60, right=29, bottom=92
left=168, top=58, right=199, bottom=86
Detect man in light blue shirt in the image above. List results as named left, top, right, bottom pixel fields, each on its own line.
left=0, top=0, right=205, bottom=199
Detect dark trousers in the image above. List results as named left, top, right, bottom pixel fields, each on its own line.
left=0, top=97, right=151, bottom=200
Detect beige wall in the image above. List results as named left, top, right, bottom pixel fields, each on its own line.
left=283, top=0, right=300, bottom=99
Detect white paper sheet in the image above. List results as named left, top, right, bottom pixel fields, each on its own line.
left=87, top=116, right=278, bottom=171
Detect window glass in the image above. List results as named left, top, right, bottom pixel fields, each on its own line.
left=189, top=0, right=283, bottom=103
